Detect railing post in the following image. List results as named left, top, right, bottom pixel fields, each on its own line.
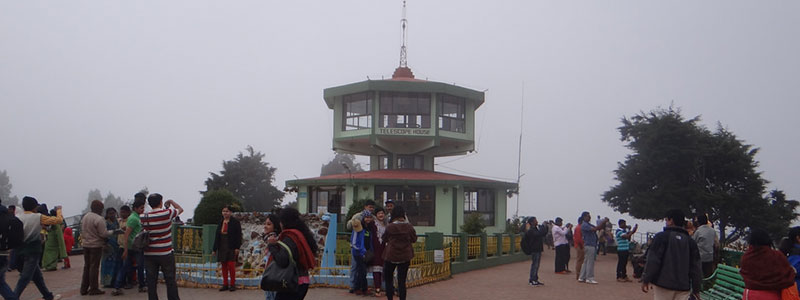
left=458, top=233, right=468, bottom=262
left=202, top=224, right=218, bottom=263
left=426, top=232, right=443, bottom=251
left=480, top=232, right=488, bottom=259
left=495, top=233, right=504, bottom=256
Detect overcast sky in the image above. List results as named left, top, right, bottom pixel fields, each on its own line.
left=1, top=1, right=798, bottom=233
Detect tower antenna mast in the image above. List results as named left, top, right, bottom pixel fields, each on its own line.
left=399, top=0, right=408, bottom=68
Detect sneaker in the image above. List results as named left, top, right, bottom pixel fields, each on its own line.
left=578, top=279, right=585, bottom=283
left=112, top=289, right=124, bottom=296
left=138, top=287, right=147, bottom=293
left=88, top=290, right=106, bottom=295
left=586, top=280, right=599, bottom=284
left=556, top=271, right=568, bottom=275
left=51, top=295, right=62, bottom=300
left=229, top=285, right=236, bottom=292
left=219, top=285, right=229, bottom=291
left=529, top=281, right=536, bottom=286
left=535, top=281, right=545, bottom=286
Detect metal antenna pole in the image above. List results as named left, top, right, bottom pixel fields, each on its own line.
left=399, top=0, right=408, bottom=67
left=515, top=83, right=524, bottom=217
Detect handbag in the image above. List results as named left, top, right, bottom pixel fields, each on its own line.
left=132, top=214, right=150, bottom=251
left=260, top=241, right=299, bottom=293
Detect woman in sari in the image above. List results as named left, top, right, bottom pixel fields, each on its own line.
left=100, top=207, right=121, bottom=287
left=41, top=208, right=67, bottom=271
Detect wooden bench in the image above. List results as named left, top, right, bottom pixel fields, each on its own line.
left=701, top=264, right=745, bottom=300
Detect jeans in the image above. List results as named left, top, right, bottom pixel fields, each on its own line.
left=80, top=247, right=103, bottom=294
left=529, top=252, right=542, bottom=282
left=349, top=257, right=356, bottom=290
left=574, top=247, right=585, bottom=280
left=0, top=256, right=17, bottom=300
left=580, top=246, right=597, bottom=281
left=145, top=254, right=179, bottom=300
left=14, top=253, right=54, bottom=300
left=115, top=249, right=146, bottom=289
left=617, top=250, right=630, bottom=279
left=385, top=261, right=410, bottom=300
left=555, top=244, right=570, bottom=272
left=353, top=255, right=367, bottom=292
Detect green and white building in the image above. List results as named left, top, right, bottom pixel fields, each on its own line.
left=286, top=65, right=517, bottom=234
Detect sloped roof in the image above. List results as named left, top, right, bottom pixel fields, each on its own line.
left=286, top=169, right=517, bottom=189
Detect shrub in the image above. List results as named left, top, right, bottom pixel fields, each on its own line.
left=461, top=212, right=487, bottom=234
left=193, top=189, right=242, bottom=225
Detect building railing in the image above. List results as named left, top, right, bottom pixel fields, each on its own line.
left=487, top=236, right=497, bottom=257
left=467, top=236, right=481, bottom=259
left=173, top=222, right=525, bottom=290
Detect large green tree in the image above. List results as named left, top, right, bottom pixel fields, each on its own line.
left=203, top=146, right=284, bottom=212
left=0, top=170, right=20, bottom=207
left=320, top=153, right=364, bottom=176
left=603, top=107, right=798, bottom=245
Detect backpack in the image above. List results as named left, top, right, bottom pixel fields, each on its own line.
left=0, top=212, right=24, bottom=250
left=521, top=230, right=533, bottom=255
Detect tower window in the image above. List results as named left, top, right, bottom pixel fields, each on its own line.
left=343, top=92, right=373, bottom=131
left=379, top=92, right=431, bottom=129
left=464, top=189, right=495, bottom=226
left=438, top=94, right=466, bottom=133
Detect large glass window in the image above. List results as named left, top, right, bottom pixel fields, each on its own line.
left=376, top=185, right=435, bottom=226
left=379, top=92, right=431, bottom=128
left=438, top=94, right=466, bottom=133
left=464, top=189, right=495, bottom=225
left=396, top=155, right=424, bottom=170
left=309, top=187, right=341, bottom=214
left=343, top=92, right=373, bottom=131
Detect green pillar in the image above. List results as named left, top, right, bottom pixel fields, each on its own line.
left=458, top=233, right=468, bottom=262
left=494, top=233, right=504, bottom=256
left=203, top=224, right=218, bottom=263
left=425, top=232, right=443, bottom=250
left=480, top=233, right=488, bottom=259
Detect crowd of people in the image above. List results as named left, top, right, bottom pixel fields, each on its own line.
left=6, top=193, right=800, bottom=300
left=521, top=208, right=800, bottom=300
left=346, top=199, right=416, bottom=300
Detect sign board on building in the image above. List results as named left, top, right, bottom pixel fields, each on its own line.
left=433, top=250, right=444, bottom=263
left=378, top=128, right=431, bottom=135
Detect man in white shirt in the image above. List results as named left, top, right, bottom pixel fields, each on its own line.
left=552, top=217, right=573, bottom=274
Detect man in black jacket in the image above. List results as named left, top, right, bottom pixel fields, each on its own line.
left=525, top=217, right=548, bottom=287
left=641, top=209, right=702, bottom=300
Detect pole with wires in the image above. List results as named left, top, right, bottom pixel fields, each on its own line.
left=515, top=83, right=525, bottom=217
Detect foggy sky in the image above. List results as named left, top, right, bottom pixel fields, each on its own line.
left=1, top=1, right=798, bottom=233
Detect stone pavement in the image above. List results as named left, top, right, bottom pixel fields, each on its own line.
left=5, top=249, right=652, bottom=300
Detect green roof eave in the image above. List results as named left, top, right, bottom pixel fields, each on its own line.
left=323, top=80, right=485, bottom=109
left=286, top=178, right=517, bottom=190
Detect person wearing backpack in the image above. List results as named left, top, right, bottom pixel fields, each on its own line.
left=113, top=195, right=147, bottom=296
left=14, top=196, right=63, bottom=300
left=0, top=199, right=23, bottom=300
left=522, top=216, right=548, bottom=287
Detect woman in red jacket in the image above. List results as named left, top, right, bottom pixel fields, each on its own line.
left=739, top=228, right=797, bottom=300
left=62, top=226, right=74, bottom=269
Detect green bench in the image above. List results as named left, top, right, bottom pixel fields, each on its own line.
left=701, top=264, right=745, bottom=300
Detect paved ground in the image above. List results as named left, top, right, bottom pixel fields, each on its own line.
left=6, top=248, right=652, bottom=300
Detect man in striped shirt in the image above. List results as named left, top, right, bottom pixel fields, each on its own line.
left=141, top=193, right=184, bottom=300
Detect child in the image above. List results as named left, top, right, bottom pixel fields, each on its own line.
left=62, top=226, right=74, bottom=269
